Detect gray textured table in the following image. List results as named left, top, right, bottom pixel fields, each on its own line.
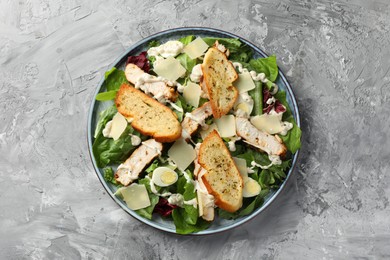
left=1, top=0, right=389, bottom=259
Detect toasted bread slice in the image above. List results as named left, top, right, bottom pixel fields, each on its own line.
left=115, top=83, right=181, bottom=142
left=201, top=47, right=238, bottom=118
left=198, top=130, right=243, bottom=213
left=236, top=117, right=287, bottom=156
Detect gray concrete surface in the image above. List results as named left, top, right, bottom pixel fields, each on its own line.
left=1, top=0, right=390, bottom=259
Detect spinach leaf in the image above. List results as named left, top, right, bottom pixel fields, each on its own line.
left=172, top=208, right=211, bottom=235
left=249, top=55, right=278, bottom=82
left=171, top=95, right=184, bottom=122
left=148, top=40, right=160, bottom=48
left=102, top=67, right=127, bottom=91
left=93, top=125, right=138, bottom=168
left=182, top=180, right=198, bottom=225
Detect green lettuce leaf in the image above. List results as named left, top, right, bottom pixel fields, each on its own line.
left=93, top=106, right=117, bottom=138
left=273, top=91, right=302, bottom=153
left=96, top=90, right=118, bottom=101
left=176, top=53, right=196, bottom=74
left=172, top=208, right=211, bottom=235
left=103, top=67, right=127, bottom=91
left=249, top=55, right=278, bottom=82
left=202, top=37, right=253, bottom=63
left=179, top=35, right=195, bottom=45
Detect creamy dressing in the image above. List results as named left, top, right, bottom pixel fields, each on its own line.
left=102, top=120, right=113, bottom=138
left=264, top=110, right=294, bottom=136
left=227, top=136, right=241, bottom=152
left=190, top=64, right=203, bottom=83
left=233, top=61, right=278, bottom=94
left=116, top=164, right=138, bottom=183
left=147, top=40, right=184, bottom=58
left=141, top=141, right=162, bottom=155
left=130, top=134, right=141, bottom=146
left=168, top=101, right=184, bottom=113
left=249, top=154, right=282, bottom=172
left=134, top=72, right=180, bottom=103
left=266, top=96, right=276, bottom=105
left=185, top=112, right=209, bottom=130
left=234, top=92, right=254, bottom=118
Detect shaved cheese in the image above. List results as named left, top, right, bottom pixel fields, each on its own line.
left=233, top=157, right=248, bottom=180
left=111, top=112, right=128, bottom=140
left=243, top=178, right=261, bottom=198
left=153, top=56, right=186, bottom=81
left=183, top=37, right=209, bottom=59
left=120, top=183, right=151, bottom=210
left=168, top=138, right=196, bottom=170
left=183, top=82, right=201, bottom=107
left=250, top=114, right=284, bottom=135
left=234, top=72, right=256, bottom=93
left=215, top=115, right=236, bottom=137
left=200, top=123, right=218, bottom=140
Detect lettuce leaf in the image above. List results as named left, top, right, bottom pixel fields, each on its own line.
left=273, top=91, right=302, bottom=153
left=96, top=68, right=127, bottom=101
left=249, top=55, right=278, bottom=82
left=92, top=106, right=141, bottom=168
left=102, top=67, right=127, bottom=91
left=172, top=208, right=211, bottom=234
left=179, top=35, right=195, bottom=45
left=94, top=106, right=117, bottom=138
left=176, top=53, right=196, bottom=74
left=202, top=37, right=253, bottom=63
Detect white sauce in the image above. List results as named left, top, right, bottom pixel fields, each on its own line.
left=168, top=101, right=183, bottom=113
left=266, top=96, right=276, bottom=105
left=227, top=137, right=241, bottom=152
left=102, top=120, right=113, bottom=138
left=176, top=83, right=185, bottom=93
left=147, top=40, right=184, bottom=58
left=184, top=198, right=198, bottom=208
left=249, top=154, right=282, bottom=171
left=134, top=72, right=180, bottom=103
left=233, top=61, right=279, bottom=94
left=234, top=92, right=254, bottom=118
left=141, top=141, right=162, bottom=155
left=185, top=112, right=208, bottom=130
left=130, top=134, right=141, bottom=146
left=190, top=64, right=203, bottom=83
left=168, top=193, right=184, bottom=207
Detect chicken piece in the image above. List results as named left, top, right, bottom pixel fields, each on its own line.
left=181, top=102, right=213, bottom=139
left=125, top=63, right=178, bottom=102
left=235, top=117, right=287, bottom=156
left=114, top=139, right=163, bottom=186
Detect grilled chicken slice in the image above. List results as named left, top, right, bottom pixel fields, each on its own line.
left=235, top=117, right=287, bottom=156
left=114, top=139, right=163, bottom=186
left=181, top=102, right=213, bottom=139
left=125, top=63, right=178, bottom=102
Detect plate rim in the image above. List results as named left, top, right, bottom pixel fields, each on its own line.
left=87, top=26, right=301, bottom=236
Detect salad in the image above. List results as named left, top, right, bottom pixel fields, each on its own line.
left=92, top=35, right=301, bottom=234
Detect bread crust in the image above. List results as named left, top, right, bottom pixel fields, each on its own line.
left=115, top=83, right=181, bottom=143
left=199, top=130, right=243, bottom=213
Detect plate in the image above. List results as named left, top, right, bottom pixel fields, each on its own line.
left=87, top=27, right=300, bottom=235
